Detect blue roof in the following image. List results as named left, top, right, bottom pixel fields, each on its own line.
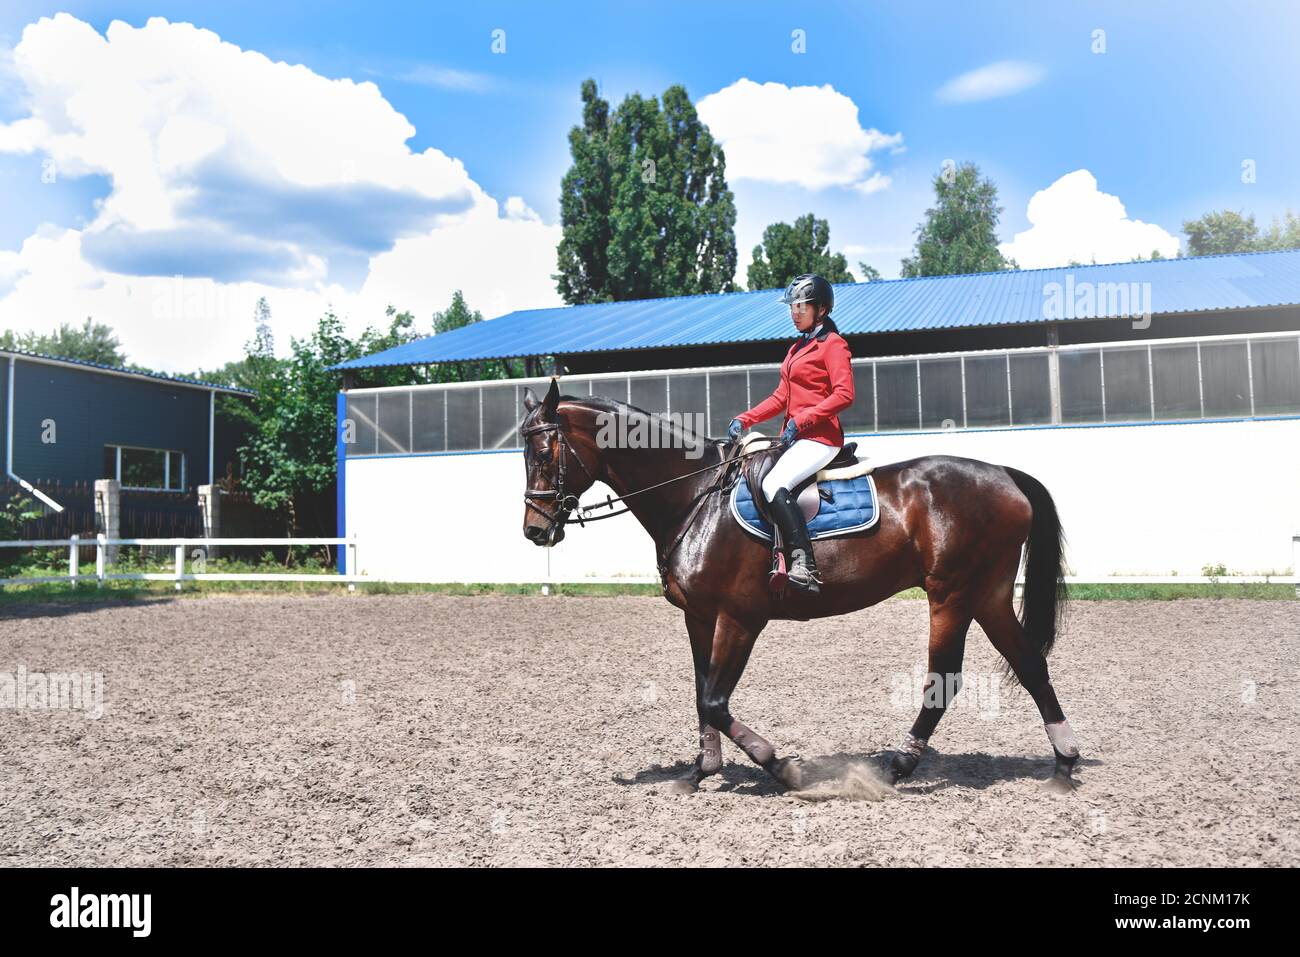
left=2, top=348, right=255, bottom=395
left=333, top=248, right=1300, bottom=370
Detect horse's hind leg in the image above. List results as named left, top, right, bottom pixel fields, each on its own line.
left=976, top=600, right=1080, bottom=792
left=699, top=610, right=803, bottom=790
left=888, top=591, right=973, bottom=783
left=670, top=612, right=724, bottom=794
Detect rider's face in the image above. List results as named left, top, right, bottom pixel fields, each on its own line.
left=790, top=301, right=824, bottom=332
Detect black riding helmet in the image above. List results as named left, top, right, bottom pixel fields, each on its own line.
left=779, top=273, right=834, bottom=316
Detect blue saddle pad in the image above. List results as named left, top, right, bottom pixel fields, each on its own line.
left=730, top=472, right=879, bottom=542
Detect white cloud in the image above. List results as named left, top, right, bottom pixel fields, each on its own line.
left=357, top=196, right=560, bottom=325
left=696, top=78, right=901, bottom=193
left=936, top=60, right=1044, bottom=103
left=999, top=170, right=1181, bottom=269
left=398, top=64, right=498, bottom=93
left=0, top=15, right=562, bottom=372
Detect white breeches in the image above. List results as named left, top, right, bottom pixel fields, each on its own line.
left=761, top=438, right=841, bottom=502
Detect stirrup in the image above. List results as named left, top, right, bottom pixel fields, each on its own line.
left=767, top=549, right=788, bottom=592
left=786, top=548, right=822, bottom=592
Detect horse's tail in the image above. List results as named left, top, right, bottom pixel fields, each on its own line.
left=1005, top=467, right=1067, bottom=660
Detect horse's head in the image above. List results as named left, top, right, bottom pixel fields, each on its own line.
left=520, top=378, right=601, bottom=547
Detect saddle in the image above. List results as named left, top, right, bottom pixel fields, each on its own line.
left=731, top=433, right=878, bottom=594
left=738, top=433, right=868, bottom=525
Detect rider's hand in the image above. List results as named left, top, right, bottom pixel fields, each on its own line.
left=727, top=418, right=745, bottom=442
left=780, top=419, right=799, bottom=447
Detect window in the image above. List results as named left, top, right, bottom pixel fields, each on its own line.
left=707, top=371, right=748, bottom=436
left=1101, top=346, right=1151, bottom=422
left=1250, top=337, right=1300, bottom=415
left=481, top=384, right=522, bottom=450
left=1059, top=350, right=1103, bottom=423
left=668, top=373, right=707, bottom=426
left=746, top=368, right=784, bottom=431
left=1009, top=354, right=1052, bottom=425
left=377, top=391, right=411, bottom=454
left=411, top=390, right=446, bottom=453
left=629, top=376, right=668, bottom=417
left=1151, top=344, right=1200, bottom=420
left=1201, top=341, right=1250, bottom=418
left=919, top=358, right=963, bottom=430
left=345, top=393, right=377, bottom=455
left=876, top=361, right=919, bottom=431
left=104, top=445, right=185, bottom=491
left=445, top=387, right=481, bottom=451
left=964, top=355, right=1010, bottom=428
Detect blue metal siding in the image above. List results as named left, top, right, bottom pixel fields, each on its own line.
left=10, top=360, right=212, bottom=486
left=334, top=248, right=1300, bottom=369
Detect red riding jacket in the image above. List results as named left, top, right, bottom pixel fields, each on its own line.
left=736, top=325, right=855, bottom=446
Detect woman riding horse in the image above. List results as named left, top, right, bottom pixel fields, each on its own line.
left=519, top=296, right=1081, bottom=793
left=727, top=274, right=853, bottom=595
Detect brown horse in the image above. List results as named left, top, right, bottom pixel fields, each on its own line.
left=520, top=379, right=1080, bottom=794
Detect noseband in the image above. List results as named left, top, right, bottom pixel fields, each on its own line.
left=521, top=420, right=597, bottom=532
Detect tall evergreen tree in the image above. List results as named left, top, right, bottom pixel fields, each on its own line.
left=555, top=79, right=737, bottom=303
left=900, top=162, right=1013, bottom=277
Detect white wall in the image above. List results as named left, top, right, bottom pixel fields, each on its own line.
left=344, top=417, right=1300, bottom=582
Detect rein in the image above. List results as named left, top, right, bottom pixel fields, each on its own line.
left=521, top=420, right=780, bottom=536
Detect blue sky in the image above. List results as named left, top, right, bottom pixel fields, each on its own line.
left=0, top=1, right=1296, bottom=370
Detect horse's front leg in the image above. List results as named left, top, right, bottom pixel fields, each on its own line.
left=700, top=609, right=803, bottom=790
left=670, top=612, right=724, bottom=794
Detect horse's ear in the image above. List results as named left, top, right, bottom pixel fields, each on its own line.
left=542, top=377, right=560, bottom=414
left=522, top=387, right=538, bottom=412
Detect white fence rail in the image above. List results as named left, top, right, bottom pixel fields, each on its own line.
left=0, top=535, right=362, bottom=590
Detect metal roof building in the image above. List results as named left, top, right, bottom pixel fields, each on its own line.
left=335, top=248, right=1300, bottom=377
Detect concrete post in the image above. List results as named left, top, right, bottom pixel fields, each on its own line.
left=198, top=484, right=220, bottom=560
left=94, top=478, right=120, bottom=564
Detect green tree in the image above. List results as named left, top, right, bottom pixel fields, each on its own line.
left=191, top=296, right=280, bottom=392
left=900, top=162, right=1013, bottom=277
left=856, top=262, right=882, bottom=282
left=555, top=78, right=738, bottom=303
left=1255, top=210, right=1300, bottom=252
left=1182, top=210, right=1260, bottom=256
left=746, top=213, right=855, bottom=290
left=1182, top=208, right=1300, bottom=256
left=0, top=317, right=126, bottom=366
left=229, top=307, right=424, bottom=539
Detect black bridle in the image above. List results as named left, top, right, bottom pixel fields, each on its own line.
left=520, top=420, right=598, bottom=532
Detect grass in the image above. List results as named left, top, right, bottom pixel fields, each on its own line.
left=0, top=569, right=1293, bottom=608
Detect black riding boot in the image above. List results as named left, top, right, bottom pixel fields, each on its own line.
left=769, top=487, right=822, bottom=594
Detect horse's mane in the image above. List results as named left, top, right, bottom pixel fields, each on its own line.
left=556, top=393, right=727, bottom=449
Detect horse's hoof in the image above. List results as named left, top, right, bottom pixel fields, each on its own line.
left=1044, top=771, right=1078, bottom=794
left=768, top=756, right=804, bottom=790
left=889, top=751, right=919, bottom=782
left=668, top=776, right=699, bottom=796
